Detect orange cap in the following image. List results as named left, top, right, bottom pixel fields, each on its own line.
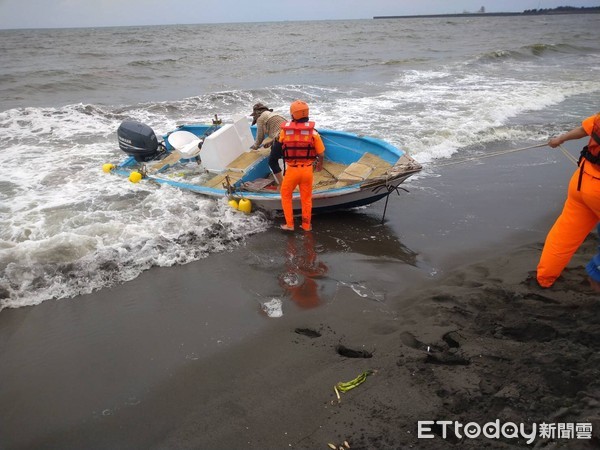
left=290, top=100, right=309, bottom=120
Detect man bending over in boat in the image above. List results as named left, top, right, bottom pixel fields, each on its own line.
left=249, top=102, right=287, bottom=185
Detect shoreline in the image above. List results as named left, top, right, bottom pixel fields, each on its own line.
left=2, top=140, right=600, bottom=448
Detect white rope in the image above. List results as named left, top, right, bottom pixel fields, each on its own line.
left=323, top=134, right=579, bottom=169
left=558, top=144, right=579, bottom=166
left=321, top=134, right=362, bottom=153
left=432, top=143, right=548, bottom=168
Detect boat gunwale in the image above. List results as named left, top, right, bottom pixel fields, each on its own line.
left=112, top=124, right=421, bottom=210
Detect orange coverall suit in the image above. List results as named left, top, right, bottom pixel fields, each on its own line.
left=278, top=122, right=325, bottom=231
left=537, top=114, right=600, bottom=287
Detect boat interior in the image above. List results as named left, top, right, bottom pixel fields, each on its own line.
left=144, top=115, right=411, bottom=193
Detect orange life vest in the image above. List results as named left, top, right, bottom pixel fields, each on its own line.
left=589, top=113, right=600, bottom=156
left=580, top=113, right=600, bottom=164
left=280, top=121, right=317, bottom=165
left=575, top=114, right=600, bottom=190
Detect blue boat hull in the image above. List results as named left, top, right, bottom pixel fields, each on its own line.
left=110, top=121, right=422, bottom=214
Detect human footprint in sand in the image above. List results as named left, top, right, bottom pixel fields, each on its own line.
left=537, top=112, right=600, bottom=289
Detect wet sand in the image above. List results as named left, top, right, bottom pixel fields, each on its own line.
left=2, top=141, right=600, bottom=449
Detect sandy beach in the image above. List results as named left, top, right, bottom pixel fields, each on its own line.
left=2, top=140, right=600, bottom=449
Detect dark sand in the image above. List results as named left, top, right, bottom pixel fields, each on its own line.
left=2, top=141, right=600, bottom=449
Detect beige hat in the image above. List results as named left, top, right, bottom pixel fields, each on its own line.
left=250, top=102, right=272, bottom=125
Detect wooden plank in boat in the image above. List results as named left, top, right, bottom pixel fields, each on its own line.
left=312, top=172, right=335, bottom=188
left=323, top=160, right=346, bottom=177
left=370, top=166, right=392, bottom=178
left=203, top=171, right=243, bottom=188
left=357, top=152, right=392, bottom=169
left=146, top=150, right=183, bottom=173
left=241, top=178, right=274, bottom=191
left=226, top=150, right=265, bottom=172
left=357, top=153, right=393, bottom=179
left=312, top=160, right=346, bottom=188
left=342, top=162, right=373, bottom=180
left=334, top=162, right=373, bottom=188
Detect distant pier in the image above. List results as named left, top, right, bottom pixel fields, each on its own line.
left=374, top=7, right=600, bottom=19
left=374, top=12, right=520, bottom=19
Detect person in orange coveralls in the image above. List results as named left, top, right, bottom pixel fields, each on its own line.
left=278, top=100, right=325, bottom=232
left=537, top=113, right=600, bottom=288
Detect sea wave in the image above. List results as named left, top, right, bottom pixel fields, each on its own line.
left=0, top=101, right=270, bottom=310
left=128, top=58, right=181, bottom=67
left=0, top=188, right=269, bottom=310
left=473, top=42, right=591, bottom=64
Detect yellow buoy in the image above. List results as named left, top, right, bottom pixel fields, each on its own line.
left=129, top=171, right=142, bottom=183
left=238, top=198, right=252, bottom=214
left=228, top=199, right=239, bottom=210
left=102, top=163, right=115, bottom=173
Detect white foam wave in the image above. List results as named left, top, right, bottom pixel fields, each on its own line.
left=1, top=190, right=268, bottom=310
left=315, top=70, right=597, bottom=165
left=0, top=105, right=269, bottom=310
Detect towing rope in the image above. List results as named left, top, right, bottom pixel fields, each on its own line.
left=324, top=133, right=579, bottom=169
left=431, top=142, right=580, bottom=168
left=558, top=144, right=579, bottom=166
left=431, top=143, right=548, bottom=168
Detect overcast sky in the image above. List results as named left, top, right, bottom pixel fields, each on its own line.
left=0, top=0, right=598, bottom=29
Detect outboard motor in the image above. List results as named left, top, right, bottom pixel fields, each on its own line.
left=117, top=120, right=162, bottom=162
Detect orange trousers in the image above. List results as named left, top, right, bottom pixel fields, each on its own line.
left=537, top=167, right=600, bottom=287
left=280, top=165, right=314, bottom=231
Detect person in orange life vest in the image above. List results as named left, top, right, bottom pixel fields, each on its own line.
left=278, top=100, right=325, bottom=232
left=279, top=232, right=328, bottom=308
left=537, top=113, right=600, bottom=288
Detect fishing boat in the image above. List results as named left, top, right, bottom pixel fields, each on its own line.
left=105, top=115, right=422, bottom=214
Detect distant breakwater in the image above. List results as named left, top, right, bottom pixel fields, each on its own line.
left=374, top=8, right=600, bottom=20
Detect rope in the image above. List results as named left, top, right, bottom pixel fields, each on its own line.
left=321, top=165, right=339, bottom=181
left=558, top=144, right=579, bottom=166
left=323, top=134, right=580, bottom=169
left=321, top=134, right=364, bottom=153
left=432, top=143, right=548, bottom=168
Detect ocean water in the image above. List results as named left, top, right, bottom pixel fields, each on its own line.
left=1, top=15, right=599, bottom=310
